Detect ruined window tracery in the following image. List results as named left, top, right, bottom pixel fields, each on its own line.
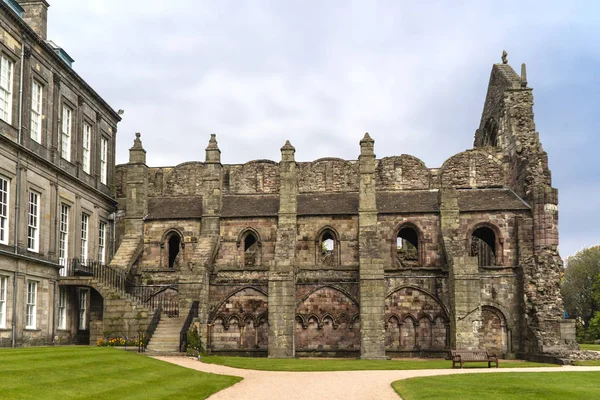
left=238, top=229, right=262, bottom=268
left=471, top=226, right=496, bottom=266
left=396, top=225, right=420, bottom=268
left=316, top=228, right=339, bottom=266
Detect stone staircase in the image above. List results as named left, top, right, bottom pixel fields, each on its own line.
left=110, top=234, right=143, bottom=271
left=146, top=316, right=186, bottom=354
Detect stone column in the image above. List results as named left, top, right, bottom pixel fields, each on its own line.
left=440, top=188, right=481, bottom=350
left=358, top=133, right=386, bottom=359
left=268, top=140, right=297, bottom=358
left=124, top=133, right=147, bottom=236
left=181, top=134, right=222, bottom=350
left=50, top=72, right=61, bottom=163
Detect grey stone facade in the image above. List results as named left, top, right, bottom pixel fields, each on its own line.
left=0, top=1, right=122, bottom=346
left=113, top=57, right=576, bottom=358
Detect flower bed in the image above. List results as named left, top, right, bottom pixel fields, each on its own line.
left=97, top=337, right=145, bottom=347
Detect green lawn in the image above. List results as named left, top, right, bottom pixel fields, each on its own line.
left=392, top=372, right=600, bottom=400
left=579, top=343, right=600, bottom=351
left=201, top=356, right=556, bottom=371
left=0, top=347, right=241, bottom=400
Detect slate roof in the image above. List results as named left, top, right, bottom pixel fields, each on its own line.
left=457, top=189, right=530, bottom=212
left=377, top=191, right=439, bottom=214
left=297, top=193, right=359, bottom=215
left=146, top=196, right=203, bottom=220
left=222, top=195, right=279, bottom=217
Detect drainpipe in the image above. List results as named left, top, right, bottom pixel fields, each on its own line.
left=11, top=271, right=17, bottom=348
left=11, top=39, right=26, bottom=348
left=51, top=280, right=56, bottom=345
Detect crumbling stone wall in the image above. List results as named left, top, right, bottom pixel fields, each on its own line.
left=113, top=58, right=575, bottom=358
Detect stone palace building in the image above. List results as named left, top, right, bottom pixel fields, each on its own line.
left=0, top=0, right=577, bottom=360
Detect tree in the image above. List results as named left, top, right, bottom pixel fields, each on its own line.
left=561, top=246, right=600, bottom=341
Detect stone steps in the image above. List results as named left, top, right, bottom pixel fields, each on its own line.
left=146, top=317, right=186, bottom=353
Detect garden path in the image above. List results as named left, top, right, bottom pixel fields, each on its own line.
left=154, top=357, right=600, bottom=400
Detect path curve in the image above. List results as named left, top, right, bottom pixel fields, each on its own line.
left=154, top=357, right=600, bottom=400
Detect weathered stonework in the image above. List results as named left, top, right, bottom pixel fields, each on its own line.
left=113, top=58, right=576, bottom=358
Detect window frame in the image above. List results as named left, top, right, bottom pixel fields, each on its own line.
left=59, top=204, right=70, bottom=267
left=25, top=280, right=37, bottom=330
left=58, top=286, right=66, bottom=330
left=98, top=221, right=106, bottom=265
left=30, top=80, right=43, bottom=143
left=0, top=175, right=9, bottom=245
left=100, top=136, right=108, bottom=184
left=0, top=275, right=7, bottom=329
left=61, top=105, right=72, bottom=161
left=78, top=288, right=88, bottom=330
left=82, top=122, right=91, bottom=174
left=27, top=190, right=40, bottom=252
left=0, top=55, right=13, bottom=124
left=80, top=213, right=89, bottom=265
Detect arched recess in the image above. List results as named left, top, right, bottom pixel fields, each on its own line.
left=295, top=285, right=360, bottom=351
left=314, top=226, right=341, bottom=267
left=237, top=228, right=262, bottom=268
left=479, top=305, right=509, bottom=355
left=468, top=222, right=503, bottom=266
left=385, top=286, right=450, bottom=351
left=161, top=229, right=184, bottom=269
left=209, top=286, right=268, bottom=352
left=393, top=222, right=423, bottom=268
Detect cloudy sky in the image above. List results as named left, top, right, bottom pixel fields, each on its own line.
left=46, top=0, right=599, bottom=258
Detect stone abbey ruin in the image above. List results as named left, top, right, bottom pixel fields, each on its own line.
left=112, top=58, right=577, bottom=359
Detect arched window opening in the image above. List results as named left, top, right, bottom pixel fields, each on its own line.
left=396, top=227, right=419, bottom=267
left=243, top=232, right=259, bottom=267
left=320, top=231, right=335, bottom=266
left=168, top=234, right=181, bottom=269
left=471, top=227, right=496, bottom=266
left=483, top=119, right=499, bottom=147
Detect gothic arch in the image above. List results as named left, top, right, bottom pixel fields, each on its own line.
left=315, top=226, right=341, bottom=266
left=393, top=222, right=424, bottom=268
left=161, top=229, right=184, bottom=269
left=479, top=305, right=510, bottom=354
left=386, top=285, right=451, bottom=319
left=296, top=284, right=359, bottom=307
left=210, top=286, right=268, bottom=321
left=237, top=228, right=263, bottom=267
left=467, top=222, right=504, bottom=266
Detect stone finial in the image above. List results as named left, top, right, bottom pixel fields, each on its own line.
left=281, top=140, right=295, bottom=162
left=521, top=63, right=528, bottom=88
left=205, top=133, right=221, bottom=163
left=501, top=50, right=508, bottom=64
left=129, top=132, right=146, bottom=164
left=359, top=132, right=375, bottom=158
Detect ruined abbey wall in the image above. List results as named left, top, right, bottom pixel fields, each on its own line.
left=113, top=60, right=577, bottom=358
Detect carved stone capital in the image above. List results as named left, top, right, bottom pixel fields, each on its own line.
left=96, top=113, right=102, bottom=123
left=77, top=95, right=85, bottom=106
left=23, top=46, right=33, bottom=59
left=53, top=72, right=61, bottom=88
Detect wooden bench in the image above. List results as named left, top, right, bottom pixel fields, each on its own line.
left=451, top=350, right=499, bottom=368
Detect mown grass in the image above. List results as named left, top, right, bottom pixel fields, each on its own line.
left=201, top=356, right=556, bottom=371
left=392, top=372, right=600, bottom=400
left=0, top=346, right=241, bottom=400
left=579, top=343, right=600, bottom=351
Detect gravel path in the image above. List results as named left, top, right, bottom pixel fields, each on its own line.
left=154, top=357, right=600, bottom=400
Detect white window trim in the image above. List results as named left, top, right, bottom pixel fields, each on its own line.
left=98, top=221, right=106, bottom=265
left=100, top=137, right=108, bottom=185
left=30, top=80, right=43, bottom=143
left=78, top=288, right=88, bottom=330
left=0, top=175, right=9, bottom=246
left=82, top=123, right=91, bottom=174
left=0, top=276, right=7, bottom=329
left=61, top=105, right=72, bottom=161
left=59, top=204, right=69, bottom=269
left=26, top=280, right=37, bottom=330
left=0, top=55, right=13, bottom=124
left=27, top=191, right=40, bottom=252
left=80, top=214, right=88, bottom=264
left=58, top=287, right=66, bottom=330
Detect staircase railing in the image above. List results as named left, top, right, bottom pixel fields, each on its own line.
left=139, top=303, right=162, bottom=352
left=180, top=301, right=199, bottom=352
left=61, top=259, right=179, bottom=316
